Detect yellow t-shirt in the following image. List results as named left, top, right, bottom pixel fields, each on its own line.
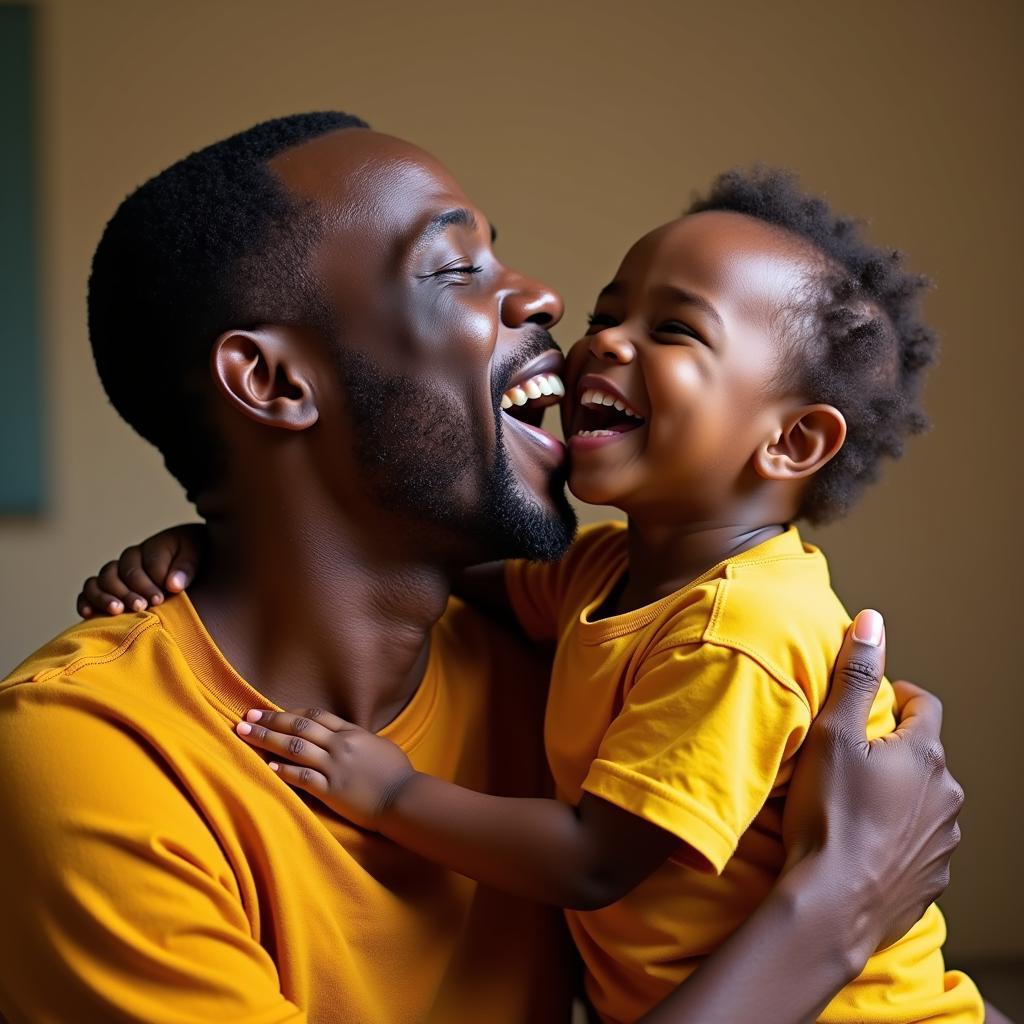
left=0, top=594, right=572, bottom=1024
left=506, top=521, right=982, bottom=1024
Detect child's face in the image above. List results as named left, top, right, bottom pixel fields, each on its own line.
left=562, top=211, right=821, bottom=519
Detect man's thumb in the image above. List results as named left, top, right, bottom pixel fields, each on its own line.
left=824, top=609, right=887, bottom=736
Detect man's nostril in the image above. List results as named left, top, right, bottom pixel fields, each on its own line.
left=526, top=312, right=553, bottom=327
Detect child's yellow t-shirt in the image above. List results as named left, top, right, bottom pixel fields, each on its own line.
left=506, top=521, right=981, bottom=1024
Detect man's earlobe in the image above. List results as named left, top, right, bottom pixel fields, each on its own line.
left=210, top=328, right=319, bottom=432
left=754, top=404, right=847, bottom=481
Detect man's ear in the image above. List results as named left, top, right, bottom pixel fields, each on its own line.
left=754, top=404, right=847, bottom=481
left=210, top=328, right=319, bottom=432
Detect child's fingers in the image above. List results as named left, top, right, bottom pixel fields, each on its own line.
left=295, top=707, right=350, bottom=732
left=76, top=591, right=95, bottom=618
left=236, top=720, right=332, bottom=770
left=269, top=761, right=330, bottom=797
left=118, top=546, right=166, bottom=608
left=141, top=531, right=197, bottom=593
left=83, top=566, right=131, bottom=615
left=248, top=707, right=349, bottom=736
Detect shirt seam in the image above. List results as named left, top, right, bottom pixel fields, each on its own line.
left=30, top=617, right=161, bottom=683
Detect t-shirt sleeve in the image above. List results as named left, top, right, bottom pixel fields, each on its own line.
left=581, top=641, right=812, bottom=875
left=0, top=690, right=306, bottom=1023
left=504, top=521, right=624, bottom=642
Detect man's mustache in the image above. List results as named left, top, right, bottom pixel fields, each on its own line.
left=491, top=327, right=563, bottom=408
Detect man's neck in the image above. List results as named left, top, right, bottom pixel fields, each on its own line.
left=188, top=506, right=452, bottom=733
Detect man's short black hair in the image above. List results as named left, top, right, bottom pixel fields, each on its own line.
left=88, top=111, right=369, bottom=502
left=687, top=168, right=937, bottom=524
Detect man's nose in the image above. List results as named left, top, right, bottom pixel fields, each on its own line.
left=500, top=274, right=564, bottom=329
left=589, top=329, right=635, bottom=365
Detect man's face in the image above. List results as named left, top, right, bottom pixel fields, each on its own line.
left=270, top=130, right=576, bottom=563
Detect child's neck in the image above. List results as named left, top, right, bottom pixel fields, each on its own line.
left=616, top=518, right=787, bottom=615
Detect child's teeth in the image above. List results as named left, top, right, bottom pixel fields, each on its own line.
left=613, top=399, right=625, bottom=411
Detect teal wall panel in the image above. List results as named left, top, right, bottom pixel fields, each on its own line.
left=0, top=4, right=44, bottom=514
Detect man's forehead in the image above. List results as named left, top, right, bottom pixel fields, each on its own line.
left=269, top=128, right=469, bottom=229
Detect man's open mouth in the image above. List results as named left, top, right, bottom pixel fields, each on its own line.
left=499, top=351, right=565, bottom=444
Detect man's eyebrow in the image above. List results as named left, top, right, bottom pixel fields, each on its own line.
left=408, top=208, right=495, bottom=251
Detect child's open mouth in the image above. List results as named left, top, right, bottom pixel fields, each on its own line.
left=568, top=378, right=646, bottom=450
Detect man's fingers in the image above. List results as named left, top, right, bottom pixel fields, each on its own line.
left=823, top=609, right=887, bottom=737
left=269, top=761, right=330, bottom=796
left=235, top=721, right=331, bottom=768
left=891, top=680, right=944, bottom=740
left=241, top=709, right=337, bottom=749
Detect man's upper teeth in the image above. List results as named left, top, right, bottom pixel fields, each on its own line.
left=500, top=373, right=565, bottom=410
left=580, top=388, right=642, bottom=418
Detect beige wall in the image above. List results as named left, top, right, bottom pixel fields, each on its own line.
left=1, top=0, right=1020, bottom=958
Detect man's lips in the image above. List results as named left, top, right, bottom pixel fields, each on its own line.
left=498, top=348, right=566, bottom=465
left=504, top=348, right=565, bottom=392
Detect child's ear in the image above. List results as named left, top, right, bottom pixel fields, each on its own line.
left=210, top=328, right=319, bottom=432
left=753, top=404, right=847, bottom=482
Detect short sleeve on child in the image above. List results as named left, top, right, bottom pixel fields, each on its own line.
left=582, top=640, right=812, bottom=874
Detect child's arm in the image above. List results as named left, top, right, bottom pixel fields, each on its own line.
left=236, top=707, right=680, bottom=910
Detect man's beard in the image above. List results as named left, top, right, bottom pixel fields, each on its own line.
left=335, top=345, right=576, bottom=563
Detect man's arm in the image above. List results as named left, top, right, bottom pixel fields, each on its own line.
left=0, top=690, right=305, bottom=1022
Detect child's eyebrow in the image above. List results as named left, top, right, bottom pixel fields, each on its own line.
left=598, top=281, right=723, bottom=329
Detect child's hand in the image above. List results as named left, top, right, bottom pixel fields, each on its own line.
left=76, top=524, right=205, bottom=617
left=236, top=708, right=415, bottom=831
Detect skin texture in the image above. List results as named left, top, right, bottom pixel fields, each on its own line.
left=74, top=131, right=970, bottom=1022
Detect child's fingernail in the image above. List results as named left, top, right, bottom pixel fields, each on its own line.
left=81, top=605, right=92, bottom=616
left=852, top=609, right=884, bottom=646
left=108, top=601, right=123, bottom=613
left=150, top=593, right=163, bottom=605
left=245, top=709, right=263, bottom=723
left=169, top=571, right=187, bottom=590
left=269, top=762, right=280, bottom=772
left=236, top=722, right=252, bottom=735
left=131, top=598, right=145, bottom=612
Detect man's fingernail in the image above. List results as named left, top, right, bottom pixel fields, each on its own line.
left=236, top=721, right=252, bottom=735
left=853, top=609, right=884, bottom=646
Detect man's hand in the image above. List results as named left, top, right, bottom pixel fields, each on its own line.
left=236, top=708, right=416, bottom=831
left=77, top=523, right=204, bottom=617
left=782, top=609, right=965, bottom=952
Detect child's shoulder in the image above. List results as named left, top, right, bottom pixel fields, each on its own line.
left=654, top=528, right=851, bottom=708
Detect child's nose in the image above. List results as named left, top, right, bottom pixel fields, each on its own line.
left=589, top=330, right=635, bottom=365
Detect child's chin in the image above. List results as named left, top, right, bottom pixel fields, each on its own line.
left=568, top=474, right=625, bottom=511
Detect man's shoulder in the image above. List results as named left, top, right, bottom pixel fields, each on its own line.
left=0, top=608, right=199, bottom=734
left=3, top=611, right=165, bottom=693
